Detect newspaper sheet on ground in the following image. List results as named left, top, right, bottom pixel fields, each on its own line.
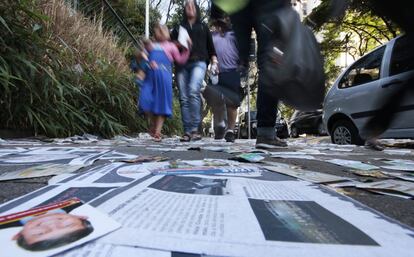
left=60, top=242, right=172, bottom=257
left=263, top=165, right=350, bottom=184
left=271, top=153, right=316, bottom=160
left=0, top=148, right=28, bottom=158
left=350, top=169, right=389, bottom=178
left=60, top=242, right=223, bottom=257
left=0, top=184, right=120, bottom=215
left=23, top=147, right=109, bottom=155
left=0, top=151, right=108, bottom=166
left=230, top=153, right=265, bottom=163
left=383, top=149, right=413, bottom=156
left=95, top=174, right=414, bottom=257
left=356, top=179, right=414, bottom=198
left=0, top=164, right=83, bottom=181
left=380, top=171, right=414, bottom=182
left=0, top=198, right=120, bottom=257
left=326, top=159, right=379, bottom=170
left=380, top=159, right=414, bottom=171
left=47, top=163, right=143, bottom=185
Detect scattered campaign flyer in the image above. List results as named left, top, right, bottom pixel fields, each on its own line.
left=230, top=153, right=265, bottom=163
left=0, top=198, right=120, bottom=257
left=380, top=159, right=414, bottom=172
left=356, top=179, right=414, bottom=198
left=60, top=242, right=172, bottom=257
left=122, top=155, right=169, bottom=164
left=326, top=159, right=379, bottom=171
left=263, top=165, right=350, bottom=184
left=151, top=165, right=260, bottom=176
left=0, top=164, right=83, bottom=182
left=380, top=171, right=414, bottom=182
left=0, top=152, right=108, bottom=166
left=98, top=174, right=414, bottom=257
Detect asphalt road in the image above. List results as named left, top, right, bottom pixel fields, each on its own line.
left=0, top=136, right=413, bottom=228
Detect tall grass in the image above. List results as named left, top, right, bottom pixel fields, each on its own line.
left=0, top=0, right=182, bottom=138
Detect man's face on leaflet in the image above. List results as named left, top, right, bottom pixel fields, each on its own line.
left=13, top=213, right=88, bottom=245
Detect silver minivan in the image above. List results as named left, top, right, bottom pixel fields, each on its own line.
left=323, top=35, right=414, bottom=145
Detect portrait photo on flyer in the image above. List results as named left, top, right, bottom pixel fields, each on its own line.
left=0, top=198, right=120, bottom=257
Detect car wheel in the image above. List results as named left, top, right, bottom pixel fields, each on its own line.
left=317, top=122, right=327, bottom=136
left=331, top=120, right=364, bottom=145
left=290, top=126, right=299, bottom=138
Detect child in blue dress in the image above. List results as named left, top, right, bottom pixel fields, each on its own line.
left=139, top=24, right=190, bottom=141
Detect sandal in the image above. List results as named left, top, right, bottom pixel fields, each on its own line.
left=153, top=133, right=162, bottom=142
left=180, top=133, right=191, bottom=142
left=191, top=132, right=202, bottom=141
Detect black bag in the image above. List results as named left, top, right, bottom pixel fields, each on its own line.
left=262, top=7, right=325, bottom=111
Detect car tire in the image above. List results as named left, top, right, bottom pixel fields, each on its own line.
left=290, top=126, right=299, bottom=138
left=331, top=120, right=364, bottom=145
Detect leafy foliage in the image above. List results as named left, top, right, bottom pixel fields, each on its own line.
left=0, top=0, right=183, bottom=138
left=308, top=0, right=400, bottom=84
left=72, top=0, right=161, bottom=45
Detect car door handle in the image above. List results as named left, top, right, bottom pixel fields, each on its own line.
left=381, top=79, right=403, bottom=88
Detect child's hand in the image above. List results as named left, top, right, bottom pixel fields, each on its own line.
left=150, top=61, right=158, bottom=69
left=141, top=52, right=149, bottom=61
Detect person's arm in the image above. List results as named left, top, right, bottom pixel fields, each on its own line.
left=206, top=24, right=217, bottom=64
left=169, top=43, right=190, bottom=65
left=206, top=25, right=218, bottom=73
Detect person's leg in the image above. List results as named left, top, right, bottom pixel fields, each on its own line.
left=226, top=107, right=237, bottom=131
left=223, top=106, right=237, bottom=143
left=151, top=115, right=164, bottom=142
left=147, top=112, right=155, bottom=136
left=229, top=4, right=253, bottom=69
left=154, top=115, right=165, bottom=134
left=176, top=67, right=191, bottom=135
left=187, top=61, right=207, bottom=136
left=255, top=77, right=279, bottom=139
left=253, top=0, right=289, bottom=147
left=203, top=85, right=227, bottom=139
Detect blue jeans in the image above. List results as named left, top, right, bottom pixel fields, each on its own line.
left=177, top=61, right=207, bottom=134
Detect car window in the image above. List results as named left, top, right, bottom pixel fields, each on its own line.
left=390, top=36, right=414, bottom=76
left=339, top=46, right=385, bottom=89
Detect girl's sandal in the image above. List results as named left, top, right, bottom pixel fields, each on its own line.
left=153, top=133, right=162, bottom=142
left=180, top=133, right=191, bottom=142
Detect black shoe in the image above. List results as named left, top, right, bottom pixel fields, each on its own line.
left=224, top=130, right=235, bottom=143
left=256, top=136, right=287, bottom=149
left=214, top=126, right=226, bottom=140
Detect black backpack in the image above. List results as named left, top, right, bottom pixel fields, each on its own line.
left=262, top=7, right=325, bottom=111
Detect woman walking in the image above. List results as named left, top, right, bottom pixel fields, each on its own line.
left=172, top=0, right=218, bottom=142
left=204, top=17, right=241, bottom=143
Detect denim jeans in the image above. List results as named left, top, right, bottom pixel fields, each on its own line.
left=177, top=61, right=207, bottom=134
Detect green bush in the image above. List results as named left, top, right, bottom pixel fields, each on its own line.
left=0, top=0, right=183, bottom=138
